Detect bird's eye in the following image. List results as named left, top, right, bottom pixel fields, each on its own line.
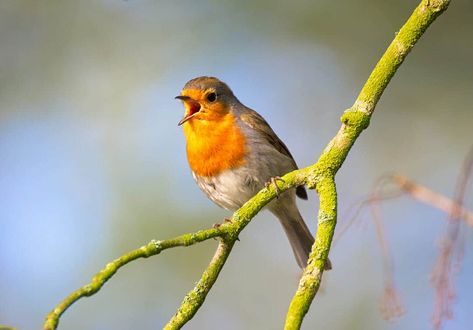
left=206, top=92, right=217, bottom=102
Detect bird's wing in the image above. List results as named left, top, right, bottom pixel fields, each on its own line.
left=239, top=108, right=308, bottom=200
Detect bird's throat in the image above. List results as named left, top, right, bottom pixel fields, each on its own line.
left=183, top=113, right=246, bottom=177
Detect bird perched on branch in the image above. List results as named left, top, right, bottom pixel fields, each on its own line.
left=176, top=76, right=331, bottom=270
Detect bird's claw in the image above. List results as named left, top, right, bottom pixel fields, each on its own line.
left=213, top=217, right=232, bottom=229
left=265, top=176, right=285, bottom=198
left=213, top=218, right=240, bottom=241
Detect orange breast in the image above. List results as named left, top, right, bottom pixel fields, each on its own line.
left=183, top=113, right=246, bottom=177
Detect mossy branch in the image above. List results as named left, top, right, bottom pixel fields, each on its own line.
left=43, top=167, right=312, bottom=330
left=284, top=0, right=450, bottom=329
left=43, top=0, right=450, bottom=329
left=163, top=240, right=235, bottom=329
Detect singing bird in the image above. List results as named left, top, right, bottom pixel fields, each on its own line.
left=176, top=76, right=331, bottom=269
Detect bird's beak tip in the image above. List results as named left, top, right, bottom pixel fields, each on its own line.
left=176, top=95, right=194, bottom=125
left=177, top=117, right=188, bottom=126
left=175, top=95, right=189, bottom=101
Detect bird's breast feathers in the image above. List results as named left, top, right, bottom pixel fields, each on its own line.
left=192, top=167, right=259, bottom=211
left=184, top=112, right=246, bottom=177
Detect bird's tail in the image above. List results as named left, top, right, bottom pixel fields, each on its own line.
left=270, top=195, right=332, bottom=270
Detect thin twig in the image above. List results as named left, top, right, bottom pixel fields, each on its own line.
left=333, top=169, right=473, bottom=324
left=392, top=174, right=473, bottom=226
left=370, top=183, right=405, bottom=321
left=431, top=146, right=473, bottom=330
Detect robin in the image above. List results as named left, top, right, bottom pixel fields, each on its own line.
left=176, top=76, right=331, bottom=270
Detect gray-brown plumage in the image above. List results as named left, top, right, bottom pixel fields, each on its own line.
left=177, top=76, right=331, bottom=270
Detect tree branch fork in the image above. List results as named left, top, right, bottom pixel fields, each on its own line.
left=43, top=149, right=338, bottom=330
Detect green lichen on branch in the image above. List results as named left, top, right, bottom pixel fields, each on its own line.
left=163, top=240, right=235, bottom=330
left=43, top=231, right=221, bottom=330
left=160, top=167, right=320, bottom=329
left=43, top=167, right=308, bottom=330
left=284, top=0, right=450, bottom=329
left=357, top=0, right=450, bottom=112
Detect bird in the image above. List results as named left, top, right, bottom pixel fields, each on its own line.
left=176, top=76, right=331, bottom=270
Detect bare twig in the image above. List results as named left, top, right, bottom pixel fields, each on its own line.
left=431, top=146, right=473, bottom=330
left=392, top=174, right=473, bottom=226
left=335, top=173, right=473, bottom=249
left=333, top=148, right=473, bottom=328
left=370, top=184, right=405, bottom=321
left=334, top=168, right=473, bottom=324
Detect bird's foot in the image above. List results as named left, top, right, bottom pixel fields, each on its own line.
left=265, top=176, right=285, bottom=198
left=213, top=218, right=240, bottom=241
left=213, top=217, right=232, bottom=229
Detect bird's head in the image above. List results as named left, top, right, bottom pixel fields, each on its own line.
left=176, top=76, right=237, bottom=126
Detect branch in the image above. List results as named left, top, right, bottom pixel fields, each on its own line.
left=43, top=165, right=311, bottom=330
left=392, top=174, right=473, bottom=226
left=43, top=229, right=222, bottom=330
left=431, top=146, right=473, bottom=329
left=163, top=239, right=235, bottom=329
left=334, top=172, right=473, bottom=250
left=284, top=0, right=450, bottom=329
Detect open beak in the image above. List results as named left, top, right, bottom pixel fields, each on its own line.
left=175, top=95, right=191, bottom=101
left=178, top=112, right=198, bottom=126
left=175, top=95, right=200, bottom=126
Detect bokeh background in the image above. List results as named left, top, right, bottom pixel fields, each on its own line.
left=1, top=0, right=472, bottom=329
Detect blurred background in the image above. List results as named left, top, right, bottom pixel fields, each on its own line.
left=1, top=0, right=472, bottom=329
